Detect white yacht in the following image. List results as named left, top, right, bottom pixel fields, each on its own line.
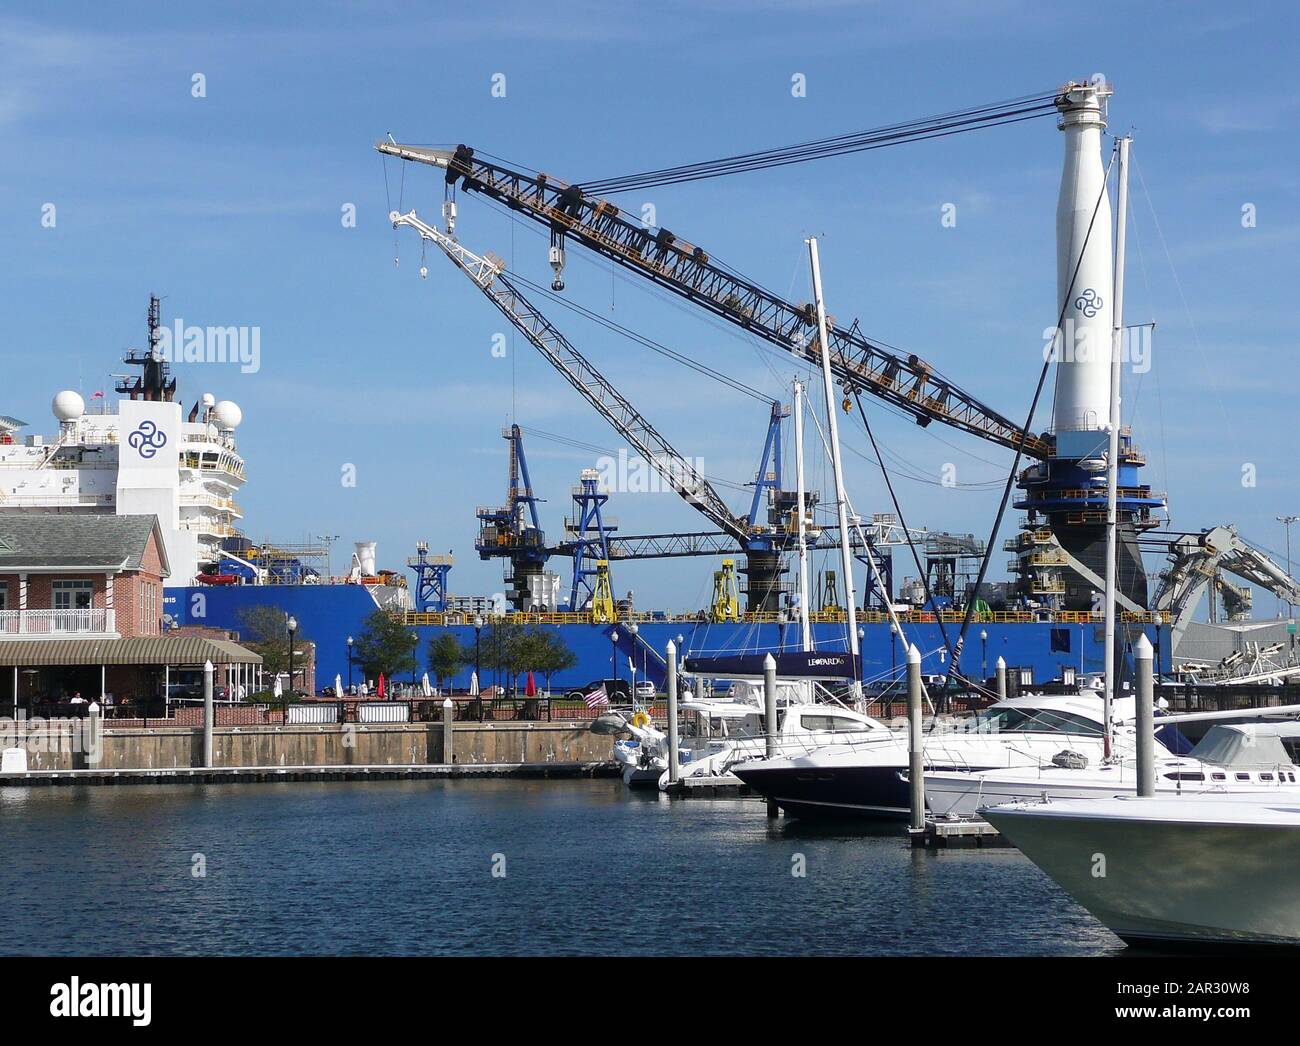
left=602, top=678, right=888, bottom=790
left=731, top=690, right=1176, bottom=819
left=926, top=722, right=1300, bottom=819
left=984, top=793, right=1300, bottom=947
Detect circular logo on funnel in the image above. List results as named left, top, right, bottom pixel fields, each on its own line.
left=1074, top=288, right=1104, bottom=318
left=127, top=420, right=168, bottom=459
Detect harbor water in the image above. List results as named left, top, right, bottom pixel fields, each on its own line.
left=0, top=780, right=1120, bottom=956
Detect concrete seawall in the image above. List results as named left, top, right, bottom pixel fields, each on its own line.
left=0, top=719, right=615, bottom=777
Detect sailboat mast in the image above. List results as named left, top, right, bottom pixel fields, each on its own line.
left=1103, top=134, right=1132, bottom=758
left=806, top=238, right=861, bottom=699
left=793, top=378, right=813, bottom=653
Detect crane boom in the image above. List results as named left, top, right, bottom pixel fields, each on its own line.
left=377, top=141, right=1051, bottom=459
left=390, top=209, right=750, bottom=543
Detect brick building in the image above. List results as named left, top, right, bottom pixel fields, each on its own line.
left=0, top=514, right=260, bottom=712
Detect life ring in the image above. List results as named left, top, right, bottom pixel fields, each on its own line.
left=631, top=711, right=652, bottom=729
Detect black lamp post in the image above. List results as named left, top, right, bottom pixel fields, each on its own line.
left=286, top=615, right=298, bottom=712
left=980, top=628, right=989, bottom=684
left=473, top=613, right=484, bottom=722
left=778, top=610, right=788, bottom=653
left=411, top=632, right=419, bottom=689
left=610, top=629, right=619, bottom=685
left=346, top=635, right=354, bottom=691
left=628, top=622, right=640, bottom=693
left=890, top=621, right=898, bottom=682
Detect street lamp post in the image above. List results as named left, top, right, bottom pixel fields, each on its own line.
left=346, top=635, right=354, bottom=691
left=627, top=622, right=639, bottom=697
left=610, top=630, right=620, bottom=687
left=411, top=632, right=419, bottom=690
left=890, top=621, right=898, bottom=683
left=980, top=628, right=989, bottom=684
left=628, top=623, right=639, bottom=701
left=473, top=614, right=484, bottom=721
left=778, top=610, right=788, bottom=653
left=286, top=615, right=298, bottom=717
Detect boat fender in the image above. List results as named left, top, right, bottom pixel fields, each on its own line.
left=1051, top=750, right=1089, bottom=770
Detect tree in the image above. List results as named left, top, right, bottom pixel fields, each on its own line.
left=353, top=607, right=418, bottom=682
left=236, top=605, right=309, bottom=684
left=481, top=619, right=528, bottom=695
left=526, top=628, right=578, bottom=694
left=427, top=632, right=467, bottom=690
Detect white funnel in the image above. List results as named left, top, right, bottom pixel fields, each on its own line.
left=354, top=541, right=377, bottom=576
left=1052, top=80, right=1114, bottom=446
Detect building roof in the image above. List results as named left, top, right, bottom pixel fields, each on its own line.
left=0, top=635, right=262, bottom=667
left=0, top=514, right=170, bottom=577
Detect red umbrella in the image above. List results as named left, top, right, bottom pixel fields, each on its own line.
left=525, top=671, right=537, bottom=697
left=377, top=673, right=386, bottom=698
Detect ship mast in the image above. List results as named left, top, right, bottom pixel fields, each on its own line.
left=793, top=377, right=813, bottom=653
left=1103, top=134, right=1132, bottom=758
left=807, top=238, right=861, bottom=700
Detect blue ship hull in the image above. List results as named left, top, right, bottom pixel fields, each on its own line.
left=166, top=584, right=1168, bottom=693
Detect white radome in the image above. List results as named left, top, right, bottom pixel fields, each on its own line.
left=212, top=400, right=242, bottom=429
left=201, top=392, right=216, bottom=408
left=52, top=390, right=85, bottom=421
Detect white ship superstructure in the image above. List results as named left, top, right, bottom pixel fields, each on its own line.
left=0, top=298, right=245, bottom=586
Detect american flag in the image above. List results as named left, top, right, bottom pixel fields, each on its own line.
left=584, top=685, right=609, bottom=708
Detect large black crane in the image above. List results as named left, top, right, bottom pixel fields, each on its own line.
left=376, top=141, right=1051, bottom=460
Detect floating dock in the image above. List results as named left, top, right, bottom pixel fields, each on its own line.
left=910, top=817, right=1012, bottom=849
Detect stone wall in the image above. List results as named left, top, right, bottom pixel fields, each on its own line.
left=2, top=718, right=614, bottom=772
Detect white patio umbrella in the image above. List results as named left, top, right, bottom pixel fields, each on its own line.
left=469, top=671, right=480, bottom=696
left=421, top=672, right=433, bottom=697
left=335, top=674, right=344, bottom=698
left=273, top=675, right=283, bottom=699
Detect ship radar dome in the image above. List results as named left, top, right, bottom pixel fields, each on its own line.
left=213, top=400, right=242, bottom=429
left=52, top=390, right=85, bottom=422
left=201, top=392, right=216, bottom=408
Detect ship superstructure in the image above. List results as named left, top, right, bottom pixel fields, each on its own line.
left=0, top=298, right=246, bottom=585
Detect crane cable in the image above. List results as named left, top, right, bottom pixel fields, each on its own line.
left=579, top=91, right=1061, bottom=194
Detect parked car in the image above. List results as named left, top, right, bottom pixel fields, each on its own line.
left=634, top=680, right=656, bottom=700
left=565, top=678, right=632, bottom=703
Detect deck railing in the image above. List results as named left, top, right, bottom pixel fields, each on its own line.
left=0, top=608, right=116, bottom=635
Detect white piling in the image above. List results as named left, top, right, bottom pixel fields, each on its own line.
left=442, top=696, right=455, bottom=764
left=202, top=659, right=215, bottom=769
left=908, top=644, right=925, bottom=831
left=995, top=655, right=1007, bottom=701
left=1135, top=634, right=1155, bottom=798
left=763, top=653, right=778, bottom=760
left=764, top=652, right=779, bottom=818
left=666, top=640, right=680, bottom=785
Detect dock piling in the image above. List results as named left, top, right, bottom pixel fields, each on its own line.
left=442, top=697, right=455, bottom=764
left=666, top=640, right=680, bottom=785
left=764, top=652, right=778, bottom=818
left=995, top=655, right=1006, bottom=700
left=908, top=644, right=924, bottom=831
left=1135, top=634, right=1155, bottom=797
left=202, top=659, right=214, bottom=769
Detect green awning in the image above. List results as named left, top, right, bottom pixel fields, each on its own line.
left=0, top=636, right=262, bottom=667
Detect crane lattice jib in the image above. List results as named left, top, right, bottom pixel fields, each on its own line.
left=376, top=142, right=1050, bottom=460
left=390, top=209, right=749, bottom=543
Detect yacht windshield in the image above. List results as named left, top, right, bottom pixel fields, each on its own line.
left=967, top=707, right=1102, bottom=736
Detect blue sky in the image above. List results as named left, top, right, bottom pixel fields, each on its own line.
left=2, top=1, right=1297, bottom=613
